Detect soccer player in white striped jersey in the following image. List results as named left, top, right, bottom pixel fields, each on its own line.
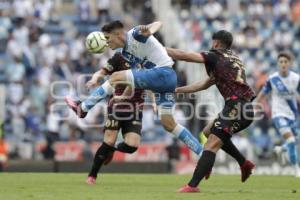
left=256, top=52, right=300, bottom=177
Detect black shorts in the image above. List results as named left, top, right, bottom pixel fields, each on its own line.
left=210, top=96, right=254, bottom=142
left=104, top=107, right=142, bottom=136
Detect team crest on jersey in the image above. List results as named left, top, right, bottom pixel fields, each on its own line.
left=275, top=80, right=285, bottom=91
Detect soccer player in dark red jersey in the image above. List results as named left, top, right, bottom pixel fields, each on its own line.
left=166, top=30, right=256, bottom=192
left=66, top=53, right=150, bottom=185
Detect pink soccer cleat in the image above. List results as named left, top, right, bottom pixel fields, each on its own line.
left=177, top=184, right=200, bottom=193
left=240, top=160, right=255, bottom=182
left=86, top=176, right=96, bottom=185
left=64, top=97, right=87, bottom=118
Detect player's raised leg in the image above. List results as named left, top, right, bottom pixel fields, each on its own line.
left=65, top=71, right=127, bottom=118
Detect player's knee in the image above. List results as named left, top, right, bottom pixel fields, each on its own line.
left=109, top=71, right=125, bottom=83
left=103, top=135, right=117, bottom=146
left=283, top=132, right=294, bottom=140
left=160, top=115, right=176, bottom=132
left=203, top=121, right=214, bottom=137
left=203, top=134, right=223, bottom=153
left=103, top=139, right=115, bottom=147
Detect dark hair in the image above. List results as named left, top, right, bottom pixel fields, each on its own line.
left=277, top=51, right=292, bottom=61
left=101, top=20, right=124, bottom=33
left=212, top=30, right=233, bottom=49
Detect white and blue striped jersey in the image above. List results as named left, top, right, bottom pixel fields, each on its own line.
left=262, top=71, right=300, bottom=120
left=121, top=27, right=174, bottom=69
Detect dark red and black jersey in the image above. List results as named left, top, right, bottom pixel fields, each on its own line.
left=201, top=49, right=255, bottom=100
left=103, top=53, right=144, bottom=111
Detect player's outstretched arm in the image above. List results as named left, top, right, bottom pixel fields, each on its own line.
left=166, top=47, right=205, bottom=63
left=255, top=91, right=267, bottom=103
left=139, top=21, right=162, bottom=37
left=175, top=76, right=215, bottom=93
left=86, top=68, right=108, bottom=89
left=254, top=90, right=268, bottom=114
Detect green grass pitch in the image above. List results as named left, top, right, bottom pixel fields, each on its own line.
left=0, top=173, right=300, bottom=200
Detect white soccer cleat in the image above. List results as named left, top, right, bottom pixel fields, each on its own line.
left=294, top=165, right=300, bottom=178
left=274, top=146, right=288, bottom=165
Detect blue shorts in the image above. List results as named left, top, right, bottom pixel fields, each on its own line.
left=131, top=66, right=177, bottom=107
left=272, top=117, right=297, bottom=136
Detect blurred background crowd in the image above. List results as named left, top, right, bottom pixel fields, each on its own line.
left=0, top=0, right=299, bottom=164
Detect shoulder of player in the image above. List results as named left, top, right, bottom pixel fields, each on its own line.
left=129, top=26, right=150, bottom=43
left=200, top=50, right=218, bottom=58
left=289, top=71, right=300, bottom=78
left=269, top=72, right=279, bottom=79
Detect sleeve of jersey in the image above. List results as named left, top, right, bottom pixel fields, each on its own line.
left=261, top=79, right=272, bottom=94
left=132, top=27, right=149, bottom=43
left=200, top=51, right=216, bottom=74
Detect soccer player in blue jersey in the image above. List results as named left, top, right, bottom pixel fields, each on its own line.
left=256, top=52, right=300, bottom=177
left=65, top=20, right=202, bottom=155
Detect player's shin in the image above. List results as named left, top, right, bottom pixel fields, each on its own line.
left=172, top=124, right=203, bottom=154
left=188, top=150, right=216, bottom=187
left=285, top=137, right=299, bottom=167
left=81, top=81, right=114, bottom=112
left=88, top=142, right=115, bottom=178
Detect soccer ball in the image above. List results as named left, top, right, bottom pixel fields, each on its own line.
left=85, top=31, right=108, bottom=53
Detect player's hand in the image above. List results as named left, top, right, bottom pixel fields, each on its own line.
left=86, top=78, right=99, bottom=89
left=139, top=25, right=151, bottom=37
left=175, top=87, right=180, bottom=93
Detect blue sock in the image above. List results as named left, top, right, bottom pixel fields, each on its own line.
left=286, top=137, right=298, bottom=165
left=81, top=81, right=113, bottom=111
left=172, top=124, right=202, bottom=154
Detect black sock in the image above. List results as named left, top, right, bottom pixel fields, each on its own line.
left=117, top=142, right=138, bottom=154
left=88, top=142, right=115, bottom=178
left=188, top=150, right=216, bottom=187
left=221, top=140, right=245, bottom=166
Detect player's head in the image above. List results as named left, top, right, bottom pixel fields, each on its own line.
left=211, top=30, right=233, bottom=49
left=102, top=20, right=125, bottom=50
left=277, top=51, right=292, bottom=75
